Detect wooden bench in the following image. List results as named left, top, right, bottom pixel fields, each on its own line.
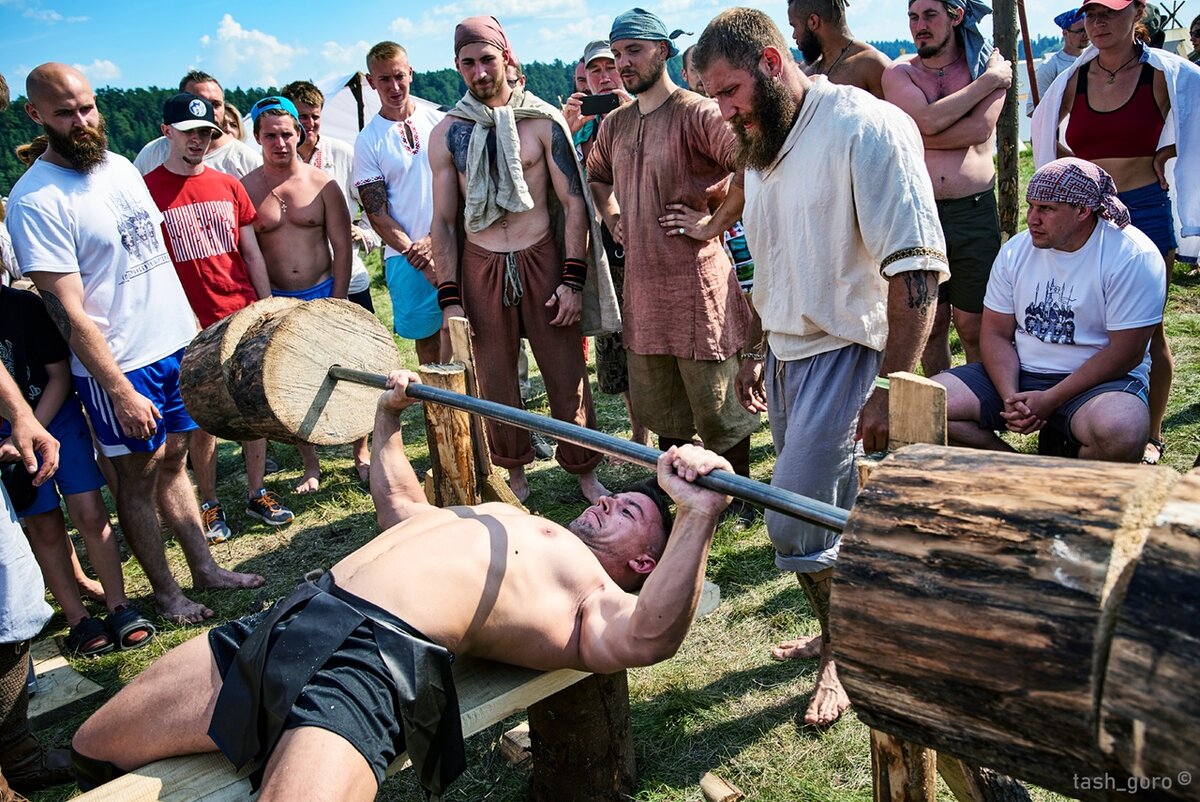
left=75, top=580, right=720, bottom=802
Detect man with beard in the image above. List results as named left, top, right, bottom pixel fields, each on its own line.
left=6, top=64, right=265, bottom=624
left=71, top=371, right=731, bottom=801
left=134, top=71, right=261, bottom=178
left=143, top=92, right=293, bottom=539
left=429, top=16, right=613, bottom=503
left=587, top=8, right=759, bottom=507
left=788, top=0, right=892, bottom=98
left=693, top=9, right=947, bottom=725
left=242, top=97, right=352, bottom=496
left=883, top=0, right=1012, bottom=376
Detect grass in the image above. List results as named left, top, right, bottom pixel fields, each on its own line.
left=29, top=152, right=1200, bottom=800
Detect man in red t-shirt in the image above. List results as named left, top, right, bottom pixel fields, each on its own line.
left=144, top=93, right=294, bottom=540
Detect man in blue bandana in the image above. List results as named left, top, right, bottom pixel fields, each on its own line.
left=882, top=0, right=1012, bottom=377
left=1026, top=9, right=1088, bottom=116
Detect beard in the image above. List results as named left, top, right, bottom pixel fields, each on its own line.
left=622, top=51, right=666, bottom=95
left=799, top=28, right=823, bottom=65
left=731, top=72, right=799, bottom=171
left=43, top=113, right=108, bottom=172
left=916, top=28, right=953, bottom=59
left=468, top=74, right=504, bottom=102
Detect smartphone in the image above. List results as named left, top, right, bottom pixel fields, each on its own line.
left=580, top=93, right=621, bottom=116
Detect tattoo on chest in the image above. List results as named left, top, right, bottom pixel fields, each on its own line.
left=447, top=122, right=474, bottom=174
left=550, top=124, right=583, bottom=197
left=360, top=181, right=387, bottom=215
left=40, top=290, right=72, bottom=342
left=903, top=271, right=936, bottom=311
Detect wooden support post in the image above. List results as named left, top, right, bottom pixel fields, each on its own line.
left=994, top=0, right=1021, bottom=239
left=937, top=754, right=1032, bottom=802
left=527, top=671, right=636, bottom=802
left=419, top=364, right=479, bottom=506
left=886, top=372, right=946, bottom=448
left=871, top=731, right=936, bottom=802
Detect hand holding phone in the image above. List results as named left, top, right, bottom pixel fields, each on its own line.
left=580, top=93, right=621, bottom=117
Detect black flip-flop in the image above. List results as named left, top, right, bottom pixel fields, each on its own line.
left=65, top=616, right=115, bottom=657
left=106, top=605, right=157, bottom=650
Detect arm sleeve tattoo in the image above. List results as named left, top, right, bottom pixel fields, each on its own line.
left=40, top=289, right=73, bottom=342
left=902, top=271, right=937, bottom=311
left=550, top=124, right=584, bottom=197
left=359, top=181, right=388, bottom=216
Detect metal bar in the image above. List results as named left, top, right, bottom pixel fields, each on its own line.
left=328, top=365, right=849, bottom=532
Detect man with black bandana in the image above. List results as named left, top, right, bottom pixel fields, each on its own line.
left=884, top=0, right=1012, bottom=376
left=429, top=15, right=615, bottom=503
left=694, top=8, right=947, bottom=725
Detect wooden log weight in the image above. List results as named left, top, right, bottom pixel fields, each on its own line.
left=418, top=364, right=478, bottom=507
left=833, top=444, right=1178, bottom=798
left=1099, top=469, right=1200, bottom=800
left=178, top=297, right=300, bottom=441
left=226, top=298, right=401, bottom=445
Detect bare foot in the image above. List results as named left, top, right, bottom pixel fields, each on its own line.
left=508, top=469, right=530, bottom=503
left=771, top=634, right=821, bottom=661
left=578, top=471, right=609, bottom=504
left=294, top=471, right=320, bottom=494
left=804, top=647, right=850, bottom=727
left=156, top=592, right=214, bottom=625
left=355, top=460, right=370, bottom=483
left=193, top=566, right=267, bottom=591
left=76, top=577, right=106, bottom=605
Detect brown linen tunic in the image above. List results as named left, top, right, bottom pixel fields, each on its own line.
left=587, top=90, right=750, bottom=361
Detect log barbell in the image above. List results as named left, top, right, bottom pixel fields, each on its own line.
left=328, top=365, right=850, bottom=532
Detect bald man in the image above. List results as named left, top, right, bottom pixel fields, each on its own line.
left=6, top=64, right=264, bottom=624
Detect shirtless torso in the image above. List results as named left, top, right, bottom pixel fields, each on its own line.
left=242, top=114, right=352, bottom=296
left=809, top=42, right=892, bottom=99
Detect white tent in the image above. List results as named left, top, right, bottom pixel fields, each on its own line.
left=239, top=72, right=444, bottom=145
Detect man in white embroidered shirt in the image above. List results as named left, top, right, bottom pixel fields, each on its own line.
left=693, top=9, right=948, bottom=726
left=933, top=159, right=1163, bottom=463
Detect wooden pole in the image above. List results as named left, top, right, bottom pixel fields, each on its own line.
left=1016, top=0, right=1040, bottom=108
left=418, top=364, right=479, bottom=507
left=994, top=0, right=1021, bottom=238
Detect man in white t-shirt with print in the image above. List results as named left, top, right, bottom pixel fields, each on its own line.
left=934, top=158, right=1164, bottom=462
left=353, top=41, right=446, bottom=365
left=7, top=64, right=265, bottom=625
left=133, top=70, right=261, bottom=178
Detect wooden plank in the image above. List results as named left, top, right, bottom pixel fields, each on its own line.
left=870, top=730, right=936, bottom=802
left=447, top=315, right=494, bottom=479
left=419, top=364, right=478, bottom=506
left=76, top=581, right=720, bottom=801
left=28, top=637, right=104, bottom=728
left=887, top=372, right=946, bottom=449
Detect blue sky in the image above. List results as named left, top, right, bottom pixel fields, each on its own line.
left=1, top=0, right=1194, bottom=92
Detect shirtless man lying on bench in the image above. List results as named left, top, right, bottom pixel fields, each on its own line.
left=72, top=370, right=732, bottom=801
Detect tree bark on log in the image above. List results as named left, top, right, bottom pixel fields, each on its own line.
left=179, top=297, right=299, bottom=442
left=419, top=364, right=478, bottom=507
left=225, top=298, right=400, bottom=445
left=528, top=671, right=635, bottom=802
left=937, top=754, right=1032, bottom=802
left=834, top=444, right=1177, bottom=797
left=1099, top=470, right=1200, bottom=800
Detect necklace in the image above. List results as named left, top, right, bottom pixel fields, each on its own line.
left=1095, top=52, right=1139, bottom=84
left=917, top=51, right=963, bottom=77
left=820, top=42, right=854, bottom=77
left=270, top=188, right=287, bottom=216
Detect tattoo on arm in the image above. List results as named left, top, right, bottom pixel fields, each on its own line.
left=550, top=124, right=583, bottom=197
left=447, top=122, right=473, bottom=174
left=360, top=181, right=388, bottom=216
left=40, top=289, right=72, bottom=342
left=902, top=271, right=937, bottom=311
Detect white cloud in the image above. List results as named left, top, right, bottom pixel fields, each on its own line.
left=322, top=40, right=371, bottom=66
left=66, top=14, right=87, bottom=22
left=197, top=14, right=305, bottom=86
left=23, top=7, right=61, bottom=21
left=72, top=58, right=121, bottom=82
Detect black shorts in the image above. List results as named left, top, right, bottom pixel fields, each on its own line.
left=936, top=189, right=1001, bottom=313
left=207, top=574, right=465, bottom=796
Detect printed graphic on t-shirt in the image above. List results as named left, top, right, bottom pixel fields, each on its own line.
left=0, top=340, right=37, bottom=403
left=1023, top=278, right=1077, bottom=345
left=109, top=192, right=171, bottom=283
left=161, top=200, right=238, bottom=261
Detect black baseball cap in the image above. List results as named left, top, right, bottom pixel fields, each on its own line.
left=162, top=92, right=223, bottom=134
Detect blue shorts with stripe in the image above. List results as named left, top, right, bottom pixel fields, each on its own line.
left=74, top=348, right=197, bottom=457
left=0, top=396, right=105, bottom=516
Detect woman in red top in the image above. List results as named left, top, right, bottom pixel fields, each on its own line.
left=1051, top=0, right=1175, bottom=464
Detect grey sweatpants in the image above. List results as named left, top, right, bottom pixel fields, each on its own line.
left=765, top=343, right=882, bottom=574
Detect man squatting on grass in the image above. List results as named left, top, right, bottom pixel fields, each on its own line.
left=693, top=8, right=946, bottom=725
left=71, top=370, right=732, bottom=801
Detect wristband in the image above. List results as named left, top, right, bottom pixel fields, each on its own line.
left=436, top=281, right=461, bottom=310
left=739, top=349, right=765, bottom=361
left=561, top=257, right=587, bottom=291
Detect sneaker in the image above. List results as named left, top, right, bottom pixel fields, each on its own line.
left=245, top=489, right=295, bottom=526
left=200, top=501, right=231, bottom=543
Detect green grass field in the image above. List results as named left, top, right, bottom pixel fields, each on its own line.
left=28, top=156, right=1199, bottom=801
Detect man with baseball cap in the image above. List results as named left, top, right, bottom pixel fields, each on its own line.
left=933, top=158, right=1165, bottom=461
left=143, top=93, right=294, bottom=539
left=1026, top=9, right=1088, bottom=115
left=134, top=71, right=261, bottom=178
